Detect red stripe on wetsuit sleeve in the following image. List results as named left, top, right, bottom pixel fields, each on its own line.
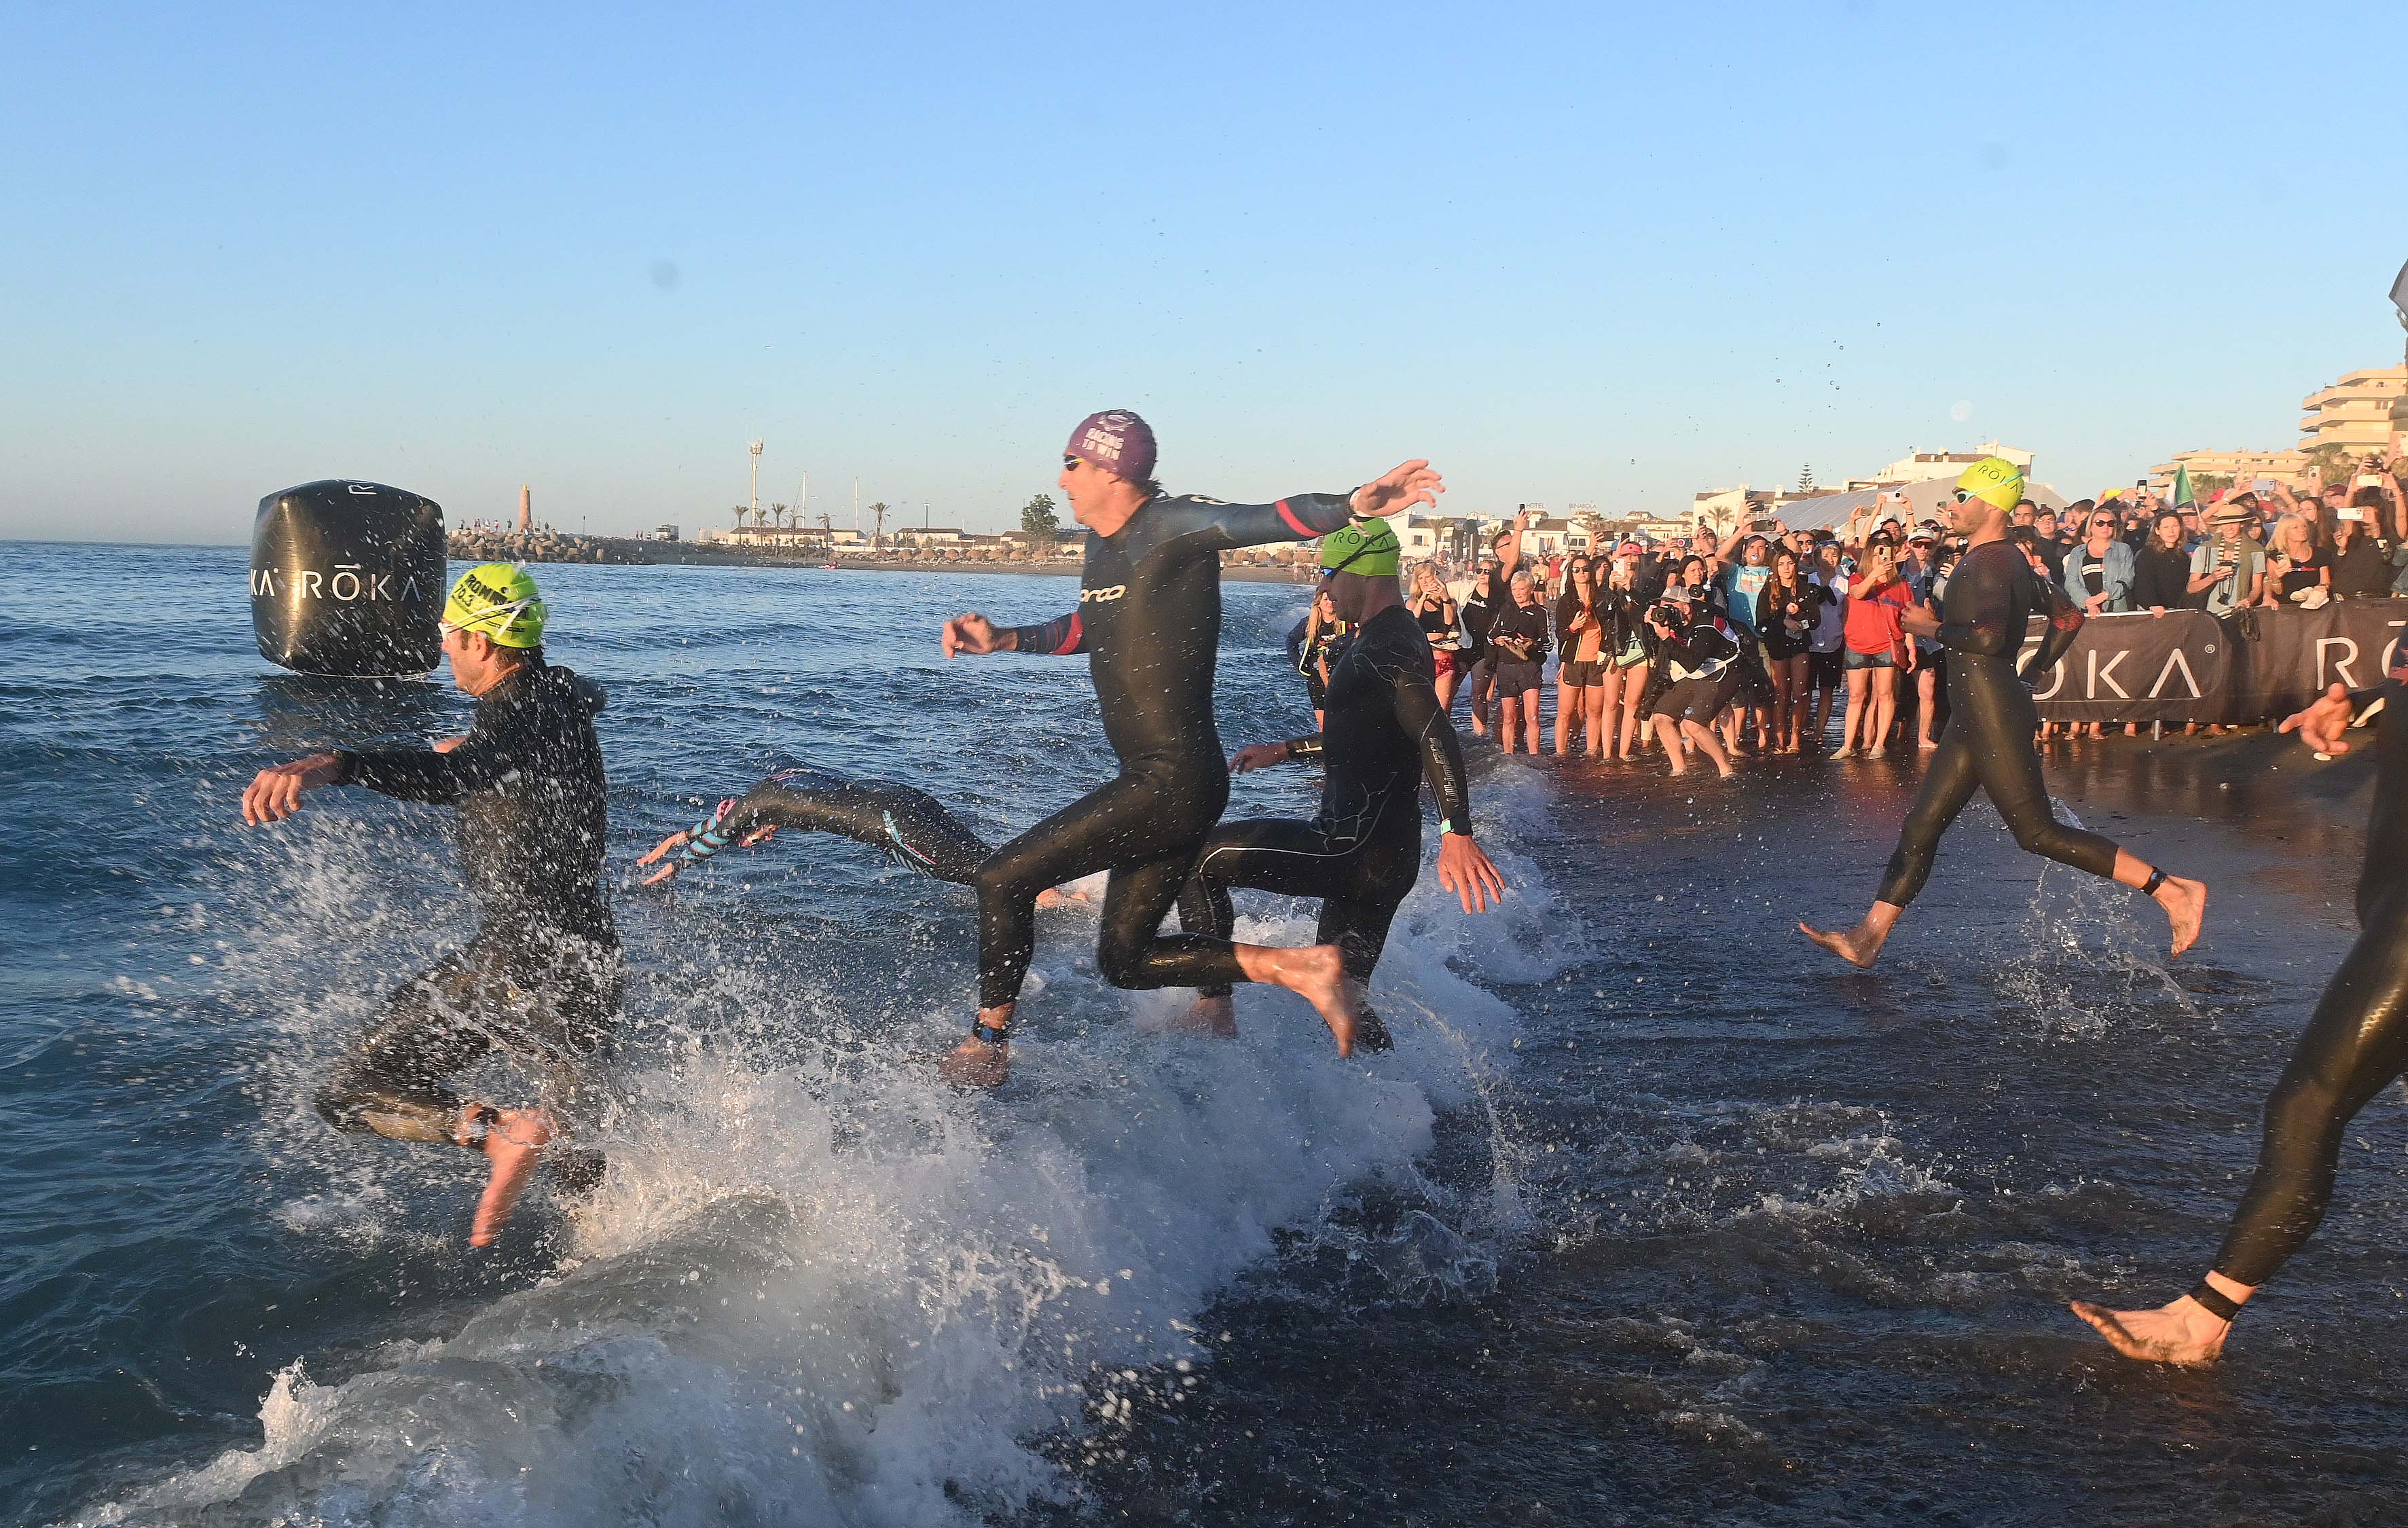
left=1053, top=613, right=1084, bottom=653
left=1275, top=498, right=1315, bottom=537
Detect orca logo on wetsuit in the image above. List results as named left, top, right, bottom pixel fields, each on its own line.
left=1080, top=585, right=1127, bottom=604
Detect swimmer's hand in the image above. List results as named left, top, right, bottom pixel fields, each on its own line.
left=242, top=752, right=344, bottom=825
left=1438, top=833, right=1506, bottom=915
left=433, top=735, right=468, bottom=754
left=942, top=612, right=1010, bottom=657
left=1351, top=460, right=1445, bottom=520
left=1898, top=604, right=1941, bottom=639
left=2279, top=682, right=2354, bottom=756
left=1230, top=742, right=1291, bottom=775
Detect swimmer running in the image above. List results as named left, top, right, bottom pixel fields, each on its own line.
left=938, top=409, right=1443, bottom=1087
left=2071, top=675, right=2405, bottom=1362
left=1175, top=517, right=1506, bottom=1045
left=240, top=565, right=619, bottom=1246
left=1800, top=458, right=2206, bottom=967
left=635, top=766, right=1082, bottom=908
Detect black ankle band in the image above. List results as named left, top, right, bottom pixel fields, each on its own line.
left=971, top=1017, right=1008, bottom=1046
left=2140, top=867, right=2166, bottom=896
left=2187, top=1279, right=2242, bottom=1324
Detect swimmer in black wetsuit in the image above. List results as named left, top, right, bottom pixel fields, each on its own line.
left=1173, top=520, right=1507, bottom=1047
left=633, top=766, right=1086, bottom=907
left=2072, top=674, right=2408, bottom=1362
left=936, top=409, right=1444, bottom=1087
left=240, top=565, right=617, bottom=1246
left=1800, top=458, right=2206, bottom=969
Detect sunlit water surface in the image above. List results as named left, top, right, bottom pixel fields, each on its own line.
left=3, top=542, right=2404, bottom=1526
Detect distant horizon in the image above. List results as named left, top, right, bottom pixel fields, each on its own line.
left=4, top=3, right=2401, bottom=545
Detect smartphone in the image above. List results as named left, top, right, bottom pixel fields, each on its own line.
left=2253, top=477, right=2276, bottom=494
left=2357, top=474, right=2386, bottom=490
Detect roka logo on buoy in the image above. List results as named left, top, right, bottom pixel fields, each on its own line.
left=250, top=480, right=446, bottom=678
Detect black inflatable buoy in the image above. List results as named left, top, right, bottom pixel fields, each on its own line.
left=251, top=481, right=446, bottom=677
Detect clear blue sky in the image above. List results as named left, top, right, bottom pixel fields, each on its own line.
left=3, top=1, right=2401, bottom=544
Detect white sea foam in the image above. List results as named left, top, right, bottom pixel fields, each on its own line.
left=90, top=774, right=1567, bottom=1526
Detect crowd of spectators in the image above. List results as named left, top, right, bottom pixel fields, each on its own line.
left=1288, top=456, right=2408, bottom=774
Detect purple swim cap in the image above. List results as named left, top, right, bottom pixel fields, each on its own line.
left=1065, top=410, right=1157, bottom=482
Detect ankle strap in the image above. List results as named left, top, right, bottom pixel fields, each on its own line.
left=2140, top=867, right=2166, bottom=896
left=2187, top=1279, right=2242, bottom=1324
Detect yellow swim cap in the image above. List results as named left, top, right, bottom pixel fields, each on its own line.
left=1954, top=457, right=2025, bottom=513
left=442, top=562, right=547, bottom=647
left=1319, top=518, right=1402, bottom=578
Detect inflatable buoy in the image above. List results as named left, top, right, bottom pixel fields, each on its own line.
left=251, top=481, right=446, bottom=677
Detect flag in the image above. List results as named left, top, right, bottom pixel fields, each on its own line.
left=2172, top=464, right=2195, bottom=508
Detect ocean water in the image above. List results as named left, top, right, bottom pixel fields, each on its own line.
left=5, top=541, right=2408, bottom=1526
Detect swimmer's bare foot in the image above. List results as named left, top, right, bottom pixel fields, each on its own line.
left=2155, top=875, right=2207, bottom=960
left=1235, top=942, right=1360, bottom=1056
left=1168, top=993, right=1239, bottom=1040
left=469, top=1106, right=553, bottom=1247
left=1799, top=902, right=1900, bottom=969
left=637, top=829, right=691, bottom=884
left=2068, top=1291, right=2236, bottom=1365
left=1034, top=886, right=1092, bottom=909
left=938, top=1014, right=1012, bottom=1089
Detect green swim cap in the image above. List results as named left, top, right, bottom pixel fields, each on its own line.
left=1955, top=457, right=2025, bottom=513
left=1319, top=517, right=1402, bottom=579
left=442, top=562, right=547, bottom=647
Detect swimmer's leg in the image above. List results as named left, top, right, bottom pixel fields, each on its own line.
left=317, top=943, right=613, bottom=1244
left=1975, top=694, right=2205, bottom=956
left=949, top=777, right=1159, bottom=1085
left=2072, top=904, right=2408, bottom=1361
left=1802, top=725, right=1980, bottom=967
left=1101, top=852, right=1366, bottom=1057
left=1171, top=818, right=1363, bottom=1041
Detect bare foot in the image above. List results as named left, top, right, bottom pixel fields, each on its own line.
left=2155, top=875, right=2207, bottom=959
left=1168, top=994, right=1239, bottom=1040
left=1714, top=762, right=1736, bottom=779
left=1798, top=913, right=1893, bottom=969
left=469, top=1108, right=554, bottom=1247
left=2068, top=1296, right=2231, bottom=1365
left=1034, top=885, right=1092, bottom=909
left=1236, top=943, right=1362, bottom=1056
left=938, top=1029, right=1011, bottom=1089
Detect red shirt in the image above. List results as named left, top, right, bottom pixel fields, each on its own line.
left=1843, top=575, right=1911, bottom=654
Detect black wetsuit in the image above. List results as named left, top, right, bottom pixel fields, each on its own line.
left=1178, top=604, right=1473, bottom=1000
left=316, top=661, right=619, bottom=1159
left=2213, top=668, right=2408, bottom=1286
left=670, top=767, right=992, bottom=884
left=976, top=490, right=1360, bottom=1011
left=1872, top=539, right=2117, bottom=907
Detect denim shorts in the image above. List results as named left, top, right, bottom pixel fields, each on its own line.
left=1844, top=647, right=1895, bottom=671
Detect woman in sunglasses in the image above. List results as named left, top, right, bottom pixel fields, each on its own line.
left=1406, top=561, right=1465, bottom=712
left=2061, top=505, right=2136, bottom=739
left=1552, top=557, right=1609, bottom=755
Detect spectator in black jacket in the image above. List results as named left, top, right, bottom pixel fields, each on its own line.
left=1643, top=584, right=1738, bottom=778
left=2131, top=511, right=2195, bottom=613
left=2329, top=503, right=2395, bottom=600
left=1486, top=568, right=1551, bottom=755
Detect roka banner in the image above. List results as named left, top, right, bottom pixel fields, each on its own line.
left=2223, top=602, right=2408, bottom=723
left=2022, top=610, right=2231, bottom=724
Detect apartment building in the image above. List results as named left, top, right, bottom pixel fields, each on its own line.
left=2299, top=366, right=2408, bottom=460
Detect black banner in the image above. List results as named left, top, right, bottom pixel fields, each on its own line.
left=2023, top=610, right=2232, bottom=724
left=2223, top=602, right=2408, bottom=723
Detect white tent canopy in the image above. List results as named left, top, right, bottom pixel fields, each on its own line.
left=1770, top=479, right=2069, bottom=533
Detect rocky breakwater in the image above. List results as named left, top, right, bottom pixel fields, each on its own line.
left=446, top=528, right=638, bottom=566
